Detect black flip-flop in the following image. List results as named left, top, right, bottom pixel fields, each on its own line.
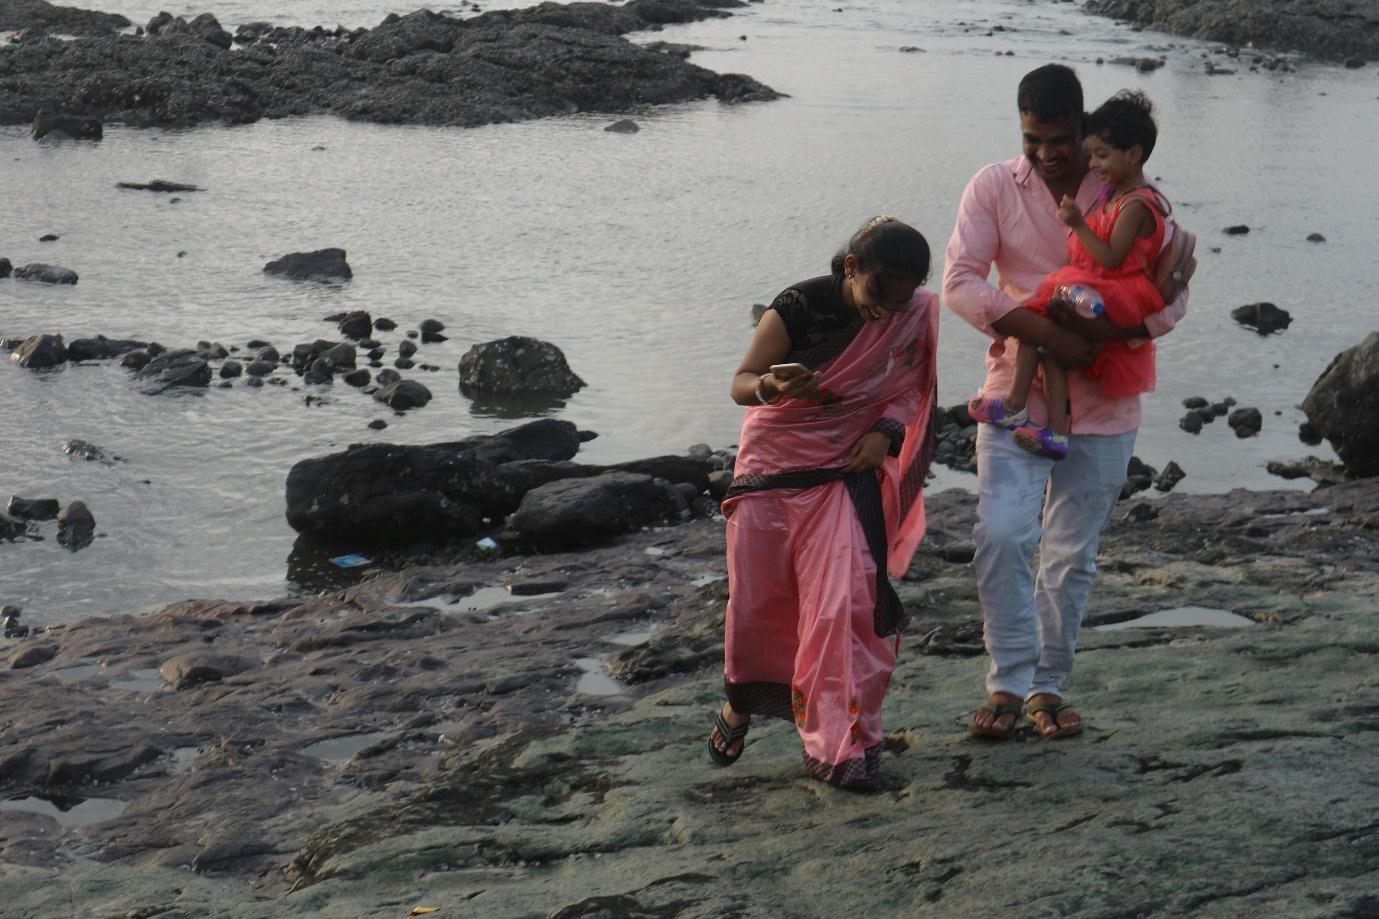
left=708, top=710, right=750, bottom=766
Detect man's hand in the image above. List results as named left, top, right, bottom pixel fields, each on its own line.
left=1057, top=194, right=1084, bottom=228
left=1048, top=300, right=1149, bottom=342
left=840, top=432, right=892, bottom=473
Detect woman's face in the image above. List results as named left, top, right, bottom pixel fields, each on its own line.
left=852, top=270, right=919, bottom=320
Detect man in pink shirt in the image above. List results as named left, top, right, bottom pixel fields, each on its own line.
left=942, top=64, right=1186, bottom=740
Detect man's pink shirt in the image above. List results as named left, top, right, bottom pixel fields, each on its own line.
left=942, top=155, right=1187, bottom=435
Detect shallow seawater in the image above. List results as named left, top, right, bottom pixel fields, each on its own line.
left=4, top=0, right=1377, bottom=624
left=1096, top=606, right=1257, bottom=630
left=0, top=794, right=129, bottom=827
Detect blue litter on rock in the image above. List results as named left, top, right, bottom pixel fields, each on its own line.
left=329, top=554, right=371, bottom=568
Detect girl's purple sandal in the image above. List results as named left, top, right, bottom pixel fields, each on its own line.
left=1013, top=425, right=1069, bottom=461
left=967, top=397, right=1028, bottom=430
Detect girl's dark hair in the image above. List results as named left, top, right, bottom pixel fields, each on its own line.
left=1084, top=90, right=1158, bottom=161
left=830, top=216, right=931, bottom=285
left=1017, top=63, right=1083, bottom=123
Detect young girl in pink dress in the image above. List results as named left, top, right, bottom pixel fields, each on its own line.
left=969, top=90, right=1169, bottom=459
left=710, top=217, right=939, bottom=790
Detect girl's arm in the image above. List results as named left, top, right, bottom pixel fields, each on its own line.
left=730, top=310, right=822, bottom=405
left=1058, top=196, right=1155, bottom=270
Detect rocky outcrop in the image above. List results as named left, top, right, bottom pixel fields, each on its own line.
left=458, top=336, right=586, bottom=398
left=56, top=501, right=95, bottom=550
left=12, top=263, right=78, bottom=284
left=263, top=249, right=352, bottom=283
left=31, top=110, right=104, bottom=141
left=9, top=334, right=68, bottom=368
left=133, top=350, right=212, bottom=389
left=0, top=1, right=777, bottom=130
left=505, top=471, right=686, bottom=544
left=1082, top=0, right=1379, bottom=63
left=67, top=336, right=149, bottom=360
left=283, top=419, right=590, bottom=542
left=0, top=0, right=129, bottom=35
left=1301, top=332, right=1379, bottom=476
left=5, top=497, right=60, bottom=521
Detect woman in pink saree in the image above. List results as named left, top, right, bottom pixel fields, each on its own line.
left=710, top=217, right=940, bottom=790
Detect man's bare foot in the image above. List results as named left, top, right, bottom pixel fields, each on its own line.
left=968, top=692, right=1022, bottom=739
left=709, top=703, right=751, bottom=763
left=1026, top=693, right=1082, bottom=739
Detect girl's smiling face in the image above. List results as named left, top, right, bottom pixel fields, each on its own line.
left=1084, top=133, right=1143, bottom=189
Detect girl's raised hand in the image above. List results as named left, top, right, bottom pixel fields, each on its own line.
left=1056, top=194, right=1083, bottom=228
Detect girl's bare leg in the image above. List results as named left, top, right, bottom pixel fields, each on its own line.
left=1041, top=357, right=1070, bottom=435
left=1006, top=340, right=1042, bottom=412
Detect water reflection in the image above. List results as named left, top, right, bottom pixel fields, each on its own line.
left=465, top=391, right=569, bottom=419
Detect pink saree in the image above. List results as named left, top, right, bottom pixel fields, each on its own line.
left=722, top=288, right=939, bottom=789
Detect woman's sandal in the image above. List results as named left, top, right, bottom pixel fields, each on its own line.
left=1026, top=700, right=1083, bottom=739
left=708, top=710, right=751, bottom=766
left=967, top=700, right=1023, bottom=739
left=1012, top=425, right=1070, bottom=461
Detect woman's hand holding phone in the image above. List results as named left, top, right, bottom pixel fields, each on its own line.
left=767, top=363, right=822, bottom=400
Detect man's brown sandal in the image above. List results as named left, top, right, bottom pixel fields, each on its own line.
left=967, top=700, right=1023, bottom=739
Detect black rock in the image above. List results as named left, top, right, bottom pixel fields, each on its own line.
left=196, top=341, right=229, bottom=360
left=1179, top=411, right=1204, bottom=435
left=246, top=339, right=271, bottom=349
left=1223, top=225, right=1250, bottom=235
left=10, top=334, right=68, bottom=368
left=1298, top=420, right=1324, bottom=446
left=0, top=258, right=11, bottom=278
left=256, top=346, right=281, bottom=363
left=1228, top=407, right=1263, bottom=438
left=219, top=360, right=243, bottom=379
left=394, top=357, right=415, bottom=370
left=1306, top=233, right=1326, bottom=242
left=604, top=118, right=640, bottom=133
left=0, top=514, right=31, bottom=541
left=367, top=419, right=388, bottom=430
left=421, top=331, right=448, bottom=344
left=337, top=311, right=372, bottom=340
left=373, top=317, right=397, bottom=331
left=56, top=500, right=95, bottom=550
left=245, top=360, right=275, bottom=377
left=1182, top=396, right=1209, bottom=410
left=133, top=349, right=212, bottom=389
left=290, top=339, right=336, bottom=371
left=39, top=233, right=59, bottom=242
left=374, top=380, right=431, bottom=410
left=1210, top=402, right=1230, bottom=417
left=62, top=439, right=113, bottom=462
left=68, top=336, right=148, bottom=360
left=1231, top=302, right=1292, bottom=335
left=32, top=111, right=103, bottom=141
left=418, top=318, right=445, bottom=333
left=343, top=368, right=371, bottom=387
left=367, top=348, right=385, bottom=361
left=13, top=263, right=78, bottom=284
left=284, top=419, right=587, bottom=541
left=1153, top=461, right=1186, bottom=492
left=115, top=179, right=201, bottom=192
left=317, top=342, right=357, bottom=371
left=6, top=496, right=60, bottom=520
left=375, top=369, right=402, bottom=387
left=458, top=336, right=585, bottom=397
left=398, top=340, right=417, bottom=359
left=1301, top=332, right=1379, bottom=476
left=263, top=248, right=352, bottom=282
left=507, top=472, right=684, bottom=546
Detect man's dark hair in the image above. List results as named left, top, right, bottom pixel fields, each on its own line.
left=1084, top=90, right=1158, bottom=161
left=1017, top=64, right=1084, bottom=123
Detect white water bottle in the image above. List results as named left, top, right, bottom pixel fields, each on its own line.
left=1057, top=284, right=1105, bottom=318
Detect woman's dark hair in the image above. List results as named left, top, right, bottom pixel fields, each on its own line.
left=830, top=216, right=930, bottom=285
left=1084, top=90, right=1157, bottom=161
left=1017, top=63, right=1083, bottom=124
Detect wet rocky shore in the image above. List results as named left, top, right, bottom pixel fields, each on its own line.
left=1082, top=0, right=1379, bottom=65
left=3, top=468, right=1378, bottom=916
left=0, top=0, right=778, bottom=129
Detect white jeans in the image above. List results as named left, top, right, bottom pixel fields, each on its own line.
left=972, top=424, right=1136, bottom=700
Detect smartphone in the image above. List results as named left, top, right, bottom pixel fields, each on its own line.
left=769, top=362, right=811, bottom=376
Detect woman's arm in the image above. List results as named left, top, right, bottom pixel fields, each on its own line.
left=730, top=310, right=822, bottom=406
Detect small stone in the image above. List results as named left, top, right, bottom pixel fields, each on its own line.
left=373, top=317, right=397, bottom=331
left=604, top=119, right=640, bottom=133
left=343, top=368, right=371, bottom=387
left=1179, top=412, right=1203, bottom=435
left=39, top=233, right=59, bottom=242
left=1223, top=225, right=1250, bottom=235
left=219, top=360, right=243, bottom=378
left=1306, top=233, right=1326, bottom=242
left=367, top=419, right=388, bottom=430
left=394, top=357, right=415, bottom=370
left=1229, top=407, right=1263, bottom=438
left=418, top=318, right=445, bottom=333
left=1153, top=461, right=1186, bottom=492
left=1182, top=396, right=1209, bottom=409
left=398, top=340, right=417, bottom=359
